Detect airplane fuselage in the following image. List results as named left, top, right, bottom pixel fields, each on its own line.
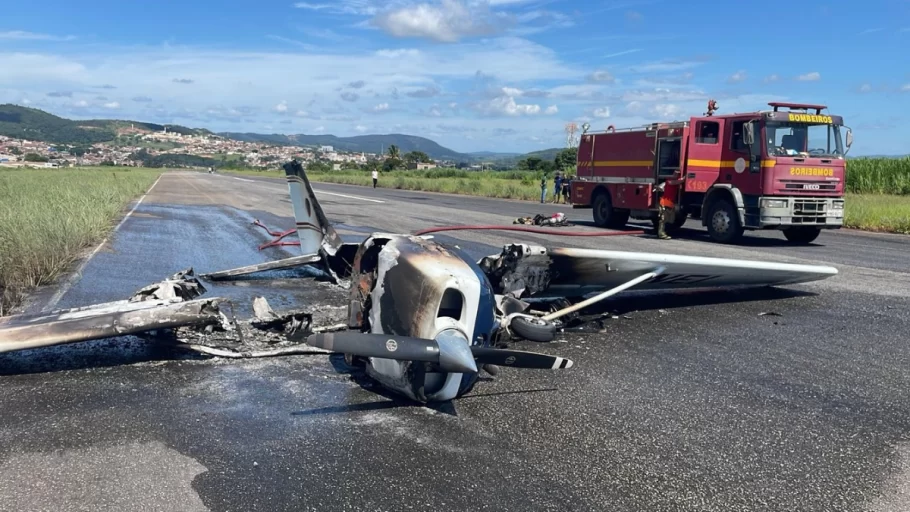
left=349, top=234, right=497, bottom=403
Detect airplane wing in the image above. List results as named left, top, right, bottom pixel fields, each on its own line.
left=479, top=244, right=838, bottom=299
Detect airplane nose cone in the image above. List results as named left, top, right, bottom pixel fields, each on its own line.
left=435, top=329, right=478, bottom=374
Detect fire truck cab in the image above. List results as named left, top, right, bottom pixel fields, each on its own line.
left=571, top=101, right=853, bottom=244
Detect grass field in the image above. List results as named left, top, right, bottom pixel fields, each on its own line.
left=841, top=194, right=910, bottom=234
left=0, top=167, right=161, bottom=314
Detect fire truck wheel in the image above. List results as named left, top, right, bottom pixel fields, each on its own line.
left=592, top=192, right=612, bottom=227
left=783, top=227, right=821, bottom=244
left=706, top=199, right=744, bottom=243
left=592, top=192, right=628, bottom=228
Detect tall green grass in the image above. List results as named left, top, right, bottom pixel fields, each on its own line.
left=0, top=167, right=161, bottom=314
left=846, top=156, right=910, bottom=195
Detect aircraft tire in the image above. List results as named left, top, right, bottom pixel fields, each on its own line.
left=511, top=316, right=557, bottom=342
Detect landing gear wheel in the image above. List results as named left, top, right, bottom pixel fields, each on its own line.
left=706, top=199, right=744, bottom=244
left=510, top=316, right=558, bottom=342
left=783, top=226, right=821, bottom=244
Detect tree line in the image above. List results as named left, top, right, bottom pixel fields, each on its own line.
left=516, top=147, right=577, bottom=175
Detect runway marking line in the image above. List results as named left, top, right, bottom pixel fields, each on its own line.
left=314, top=190, right=385, bottom=203
left=208, top=173, right=383, bottom=203
left=42, top=174, right=163, bottom=312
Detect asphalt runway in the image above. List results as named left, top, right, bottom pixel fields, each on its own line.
left=2, top=171, right=909, bottom=511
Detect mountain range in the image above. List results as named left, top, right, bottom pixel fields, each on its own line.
left=0, top=104, right=556, bottom=163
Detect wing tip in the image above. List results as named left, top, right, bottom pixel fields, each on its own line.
left=552, top=357, right=574, bottom=369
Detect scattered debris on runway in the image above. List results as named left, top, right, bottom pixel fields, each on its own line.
left=513, top=212, right=571, bottom=227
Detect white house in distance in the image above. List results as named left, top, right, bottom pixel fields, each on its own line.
left=320, top=145, right=334, bottom=152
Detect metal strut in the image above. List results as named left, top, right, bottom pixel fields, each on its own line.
left=541, top=266, right=666, bottom=321
left=501, top=266, right=667, bottom=330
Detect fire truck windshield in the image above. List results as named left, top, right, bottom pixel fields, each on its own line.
left=766, top=121, right=845, bottom=158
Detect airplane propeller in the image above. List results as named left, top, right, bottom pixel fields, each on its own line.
left=305, top=332, right=573, bottom=373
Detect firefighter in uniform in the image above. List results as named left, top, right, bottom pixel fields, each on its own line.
left=655, top=172, right=686, bottom=239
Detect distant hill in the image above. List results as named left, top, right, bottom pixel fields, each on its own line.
left=0, top=104, right=209, bottom=145
left=219, top=132, right=468, bottom=161
left=467, top=151, right=522, bottom=159
left=0, top=103, right=562, bottom=163
left=482, top=147, right=564, bottom=167
left=521, top=147, right=563, bottom=161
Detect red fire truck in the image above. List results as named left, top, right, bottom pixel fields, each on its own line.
left=571, top=101, right=854, bottom=244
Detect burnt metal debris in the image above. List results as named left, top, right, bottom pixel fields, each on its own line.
left=0, top=269, right=341, bottom=357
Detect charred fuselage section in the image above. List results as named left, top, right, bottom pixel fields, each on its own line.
left=344, top=234, right=495, bottom=402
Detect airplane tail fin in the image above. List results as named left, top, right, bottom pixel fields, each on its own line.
left=283, top=160, right=342, bottom=257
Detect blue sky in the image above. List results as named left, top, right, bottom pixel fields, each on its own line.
left=1, top=0, right=908, bottom=155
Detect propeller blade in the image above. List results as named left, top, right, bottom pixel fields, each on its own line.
left=470, top=347, right=574, bottom=370
left=306, top=332, right=441, bottom=362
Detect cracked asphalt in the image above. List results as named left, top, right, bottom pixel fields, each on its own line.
left=1, top=171, right=909, bottom=512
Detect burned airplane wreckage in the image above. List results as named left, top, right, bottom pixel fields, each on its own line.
left=0, top=160, right=839, bottom=404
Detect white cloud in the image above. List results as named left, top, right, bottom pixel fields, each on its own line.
left=501, top=86, right=523, bottom=96
left=900, top=84, right=910, bottom=92
left=372, top=0, right=506, bottom=43
left=355, top=124, right=368, bottom=132
left=375, top=48, right=421, bottom=58
left=627, top=59, right=705, bottom=73
left=0, top=30, right=75, bottom=41
left=73, top=100, right=88, bottom=108
left=544, top=105, right=558, bottom=114
left=764, top=74, right=780, bottom=83
left=858, top=84, right=872, bottom=93
left=592, top=107, right=610, bottom=118
left=477, top=94, right=541, bottom=116
left=727, top=70, right=747, bottom=83
left=295, top=109, right=310, bottom=117
left=103, top=101, right=120, bottom=109
left=798, top=72, right=821, bottom=81
left=373, top=102, right=390, bottom=111
left=274, top=100, right=288, bottom=113
left=622, top=88, right=704, bottom=102
left=448, top=102, right=458, bottom=109
left=586, top=70, right=615, bottom=83
left=651, top=103, right=681, bottom=118
left=623, top=101, right=643, bottom=115
left=297, top=27, right=346, bottom=42
left=293, top=1, right=374, bottom=14
left=21, top=98, right=32, bottom=105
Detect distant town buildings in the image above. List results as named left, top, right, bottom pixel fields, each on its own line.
left=0, top=129, right=413, bottom=170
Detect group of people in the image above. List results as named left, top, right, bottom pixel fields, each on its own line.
left=540, top=172, right=574, bottom=204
